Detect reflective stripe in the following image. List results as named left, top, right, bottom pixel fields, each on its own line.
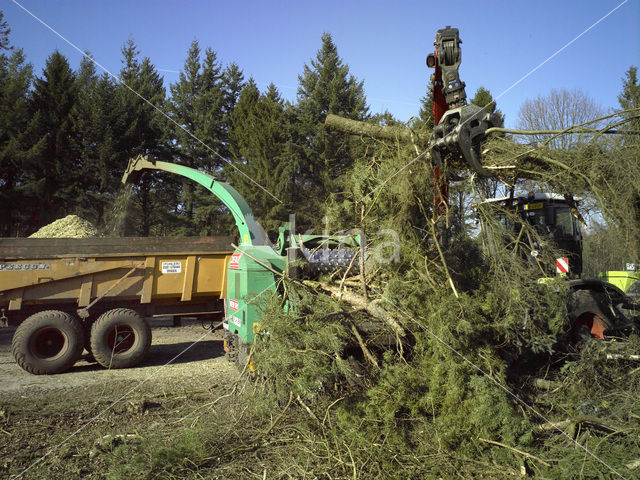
left=556, top=257, right=569, bottom=274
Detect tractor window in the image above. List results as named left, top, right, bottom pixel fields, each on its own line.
left=554, top=208, right=574, bottom=237
left=523, top=209, right=547, bottom=234
left=496, top=212, right=515, bottom=231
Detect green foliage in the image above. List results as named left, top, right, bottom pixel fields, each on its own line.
left=470, top=86, right=505, bottom=127
left=417, top=87, right=435, bottom=130
left=0, top=47, right=32, bottom=236
left=21, top=51, right=79, bottom=231
left=291, top=32, right=369, bottom=229
left=254, top=289, right=355, bottom=399
left=0, top=11, right=10, bottom=51
left=114, top=39, right=175, bottom=236
left=227, top=80, right=290, bottom=234
left=71, top=57, right=123, bottom=229
left=618, top=67, right=640, bottom=126
left=167, top=40, right=234, bottom=236
left=107, top=423, right=212, bottom=479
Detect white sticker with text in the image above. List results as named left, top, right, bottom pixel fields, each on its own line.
left=161, top=261, right=182, bottom=274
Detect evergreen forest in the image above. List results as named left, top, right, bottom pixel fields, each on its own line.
left=2, top=10, right=640, bottom=479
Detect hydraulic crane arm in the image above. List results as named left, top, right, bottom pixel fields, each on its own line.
left=121, top=155, right=268, bottom=246
left=427, top=26, right=500, bottom=177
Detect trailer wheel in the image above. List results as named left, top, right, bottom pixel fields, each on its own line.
left=567, top=289, right=612, bottom=341
left=90, top=309, right=151, bottom=369
left=12, top=310, right=84, bottom=375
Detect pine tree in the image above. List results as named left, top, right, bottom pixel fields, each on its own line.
left=417, top=87, right=435, bottom=131
left=470, top=87, right=507, bottom=200
left=167, top=40, right=231, bottom=235
left=293, top=33, right=369, bottom=228
left=617, top=66, right=640, bottom=242
left=0, top=11, right=10, bottom=51
left=0, top=47, right=32, bottom=235
left=71, top=55, right=121, bottom=228
left=21, top=51, right=78, bottom=231
left=114, top=39, right=169, bottom=236
left=470, top=86, right=505, bottom=127
left=618, top=66, right=640, bottom=137
left=221, top=62, right=245, bottom=160
left=229, top=80, right=289, bottom=233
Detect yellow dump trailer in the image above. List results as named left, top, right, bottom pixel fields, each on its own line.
left=0, top=236, right=233, bottom=375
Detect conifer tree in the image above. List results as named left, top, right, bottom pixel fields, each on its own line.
left=617, top=66, right=640, bottom=242
left=229, top=80, right=289, bottom=233
left=167, top=40, right=230, bottom=234
left=470, top=86, right=505, bottom=127
left=221, top=62, right=245, bottom=160
left=22, top=51, right=78, bottom=231
left=618, top=66, right=640, bottom=136
left=293, top=33, right=369, bottom=228
left=417, top=88, right=435, bottom=131
left=0, top=11, right=10, bottom=51
left=71, top=56, right=121, bottom=228
left=0, top=47, right=32, bottom=235
left=114, top=39, right=169, bottom=235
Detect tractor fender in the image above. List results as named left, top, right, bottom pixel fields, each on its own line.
left=568, top=279, right=632, bottom=307
left=566, top=279, right=637, bottom=337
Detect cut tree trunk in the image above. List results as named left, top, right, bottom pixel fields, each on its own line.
left=324, top=114, right=428, bottom=146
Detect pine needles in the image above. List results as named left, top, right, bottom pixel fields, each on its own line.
left=106, top=111, right=640, bottom=479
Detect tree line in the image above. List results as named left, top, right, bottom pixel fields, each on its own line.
left=0, top=10, right=372, bottom=238
left=1, top=10, right=636, bottom=244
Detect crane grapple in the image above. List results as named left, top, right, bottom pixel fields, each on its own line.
left=427, top=26, right=500, bottom=177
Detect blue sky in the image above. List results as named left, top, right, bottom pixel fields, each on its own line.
left=3, top=0, right=639, bottom=128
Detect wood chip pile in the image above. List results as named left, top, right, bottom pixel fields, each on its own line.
left=28, top=215, right=98, bottom=238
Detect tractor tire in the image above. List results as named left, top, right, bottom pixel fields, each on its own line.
left=567, top=289, right=612, bottom=341
left=90, top=308, right=151, bottom=369
left=12, top=310, right=84, bottom=375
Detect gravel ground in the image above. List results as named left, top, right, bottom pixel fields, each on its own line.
left=0, top=319, right=239, bottom=479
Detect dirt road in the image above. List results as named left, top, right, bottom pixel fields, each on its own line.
left=0, top=319, right=239, bottom=479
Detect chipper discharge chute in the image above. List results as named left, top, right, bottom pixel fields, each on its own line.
left=122, top=156, right=360, bottom=369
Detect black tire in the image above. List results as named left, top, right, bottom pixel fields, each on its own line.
left=11, top=310, right=84, bottom=375
left=567, top=289, right=612, bottom=341
left=90, top=308, right=151, bottom=369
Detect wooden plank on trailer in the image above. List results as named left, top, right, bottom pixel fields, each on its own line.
left=0, top=236, right=234, bottom=259
left=181, top=255, right=196, bottom=302
left=78, top=274, right=93, bottom=307
left=8, top=288, right=24, bottom=310
left=141, top=257, right=155, bottom=303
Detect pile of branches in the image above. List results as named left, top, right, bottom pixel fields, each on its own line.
left=248, top=109, right=640, bottom=477
left=107, top=110, right=640, bottom=479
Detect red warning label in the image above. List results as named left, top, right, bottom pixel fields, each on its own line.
left=229, top=252, right=242, bottom=270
